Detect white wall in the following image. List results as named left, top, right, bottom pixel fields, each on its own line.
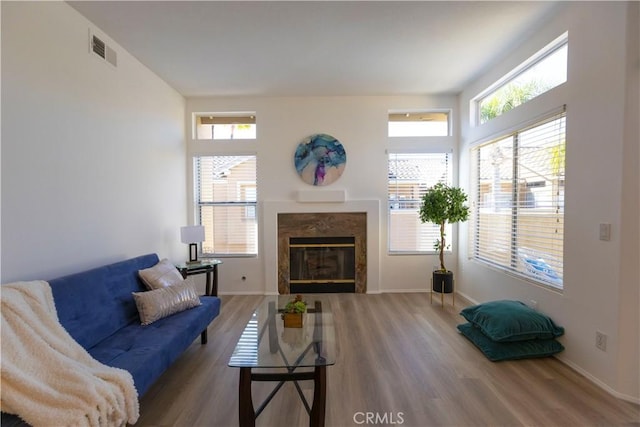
left=1, top=2, right=186, bottom=283
left=458, top=2, right=639, bottom=402
left=617, top=0, right=640, bottom=402
left=186, top=95, right=458, bottom=295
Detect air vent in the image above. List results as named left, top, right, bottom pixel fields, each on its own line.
left=92, top=35, right=105, bottom=58
left=90, top=31, right=117, bottom=67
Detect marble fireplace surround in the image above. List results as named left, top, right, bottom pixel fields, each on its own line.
left=278, top=212, right=366, bottom=294
left=262, top=199, right=381, bottom=294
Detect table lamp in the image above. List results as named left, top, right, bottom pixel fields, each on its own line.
left=180, top=225, right=205, bottom=264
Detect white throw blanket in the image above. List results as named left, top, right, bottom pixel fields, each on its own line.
left=0, top=281, right=139, bottom=426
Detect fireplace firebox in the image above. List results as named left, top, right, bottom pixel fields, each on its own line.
left=289, top=236, right=356, bottom=293
left=277, top=212, right=366, bottom=294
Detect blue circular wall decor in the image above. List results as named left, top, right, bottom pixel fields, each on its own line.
left=294, top=134, right=346, bottom=186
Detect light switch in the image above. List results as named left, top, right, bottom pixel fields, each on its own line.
left=599, top=223, right=611, bottom=241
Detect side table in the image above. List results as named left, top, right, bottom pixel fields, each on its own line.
left=176, top=259, right=222, bottom=296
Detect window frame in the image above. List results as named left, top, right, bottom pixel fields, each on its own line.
left=193, top=154, right=258, bottom=258
left=193, top=112, right=257, bottom=141
left=473, top=32, right=568, bottom=125
left=387, top=151, right=453, bottom=255
left=470, top=108, right=566, bottom=289
left=388, top=110, right=452, bottom=137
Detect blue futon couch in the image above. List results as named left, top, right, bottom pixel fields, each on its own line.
left=2, top=253, right=221, bottom=425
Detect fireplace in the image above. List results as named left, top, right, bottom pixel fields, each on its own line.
left=278, top=212, right=366, bottom=294
left=289, top=236, right=356, bottom=293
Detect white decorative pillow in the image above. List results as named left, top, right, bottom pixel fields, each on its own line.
left=138, top=258, right=183, bottom=290
left=132, top=280, right=201, bottom=325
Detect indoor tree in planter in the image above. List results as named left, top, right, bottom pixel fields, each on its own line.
left=419, top=182, right=470, bottom=295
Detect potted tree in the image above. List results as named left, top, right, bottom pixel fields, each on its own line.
left=419, top=182, right=470, bottom=294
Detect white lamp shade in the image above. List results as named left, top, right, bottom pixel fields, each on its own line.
left=180, top=225, right=205, bottom=244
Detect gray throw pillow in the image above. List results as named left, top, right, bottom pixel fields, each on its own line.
left=132, top=280, right=201, bottom=325
left=138, top=258, right=183, bottom=290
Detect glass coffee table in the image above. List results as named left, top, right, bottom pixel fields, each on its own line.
left=228, top=295, right=335, bottom=427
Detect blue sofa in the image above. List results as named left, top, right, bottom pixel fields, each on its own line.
left=2, top=253, right=221, bottom=425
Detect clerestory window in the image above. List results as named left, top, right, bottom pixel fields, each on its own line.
left=388, top=111, right=450, bottom=137
left=475, top=33, right=568, bottom=125
left=194, top=112, right=256, bottom=140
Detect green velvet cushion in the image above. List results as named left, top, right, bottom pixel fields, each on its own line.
left=457, top=322, right=564, bottom=362
left=460, top=300, right=564, bottom=342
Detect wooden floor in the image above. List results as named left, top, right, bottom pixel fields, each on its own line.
left=137, top=293, right=639, bottom=427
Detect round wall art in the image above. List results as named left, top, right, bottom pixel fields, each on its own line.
left=294, top=134, right=346, bottom=186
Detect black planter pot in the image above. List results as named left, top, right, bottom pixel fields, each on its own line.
left=432, top=270, right=454, bottom=294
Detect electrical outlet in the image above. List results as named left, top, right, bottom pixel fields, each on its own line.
left=596, top=331, right=607, bottom=351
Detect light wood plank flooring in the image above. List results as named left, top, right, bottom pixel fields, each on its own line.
left=137, top=294, right=639, bottom=426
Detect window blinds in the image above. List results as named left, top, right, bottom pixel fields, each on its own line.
left=195, top=155, right=258, bottom=256
left=471, top=110, right=566, bottom=288
left=387, top=152, right=452, bottom=253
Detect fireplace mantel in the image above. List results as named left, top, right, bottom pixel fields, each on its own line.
left=262, top=200, right=381, bottom=294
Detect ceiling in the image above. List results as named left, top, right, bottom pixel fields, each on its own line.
left=68, top=1, right=559, bottom=97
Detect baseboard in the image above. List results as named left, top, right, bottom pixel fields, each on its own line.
left=555, top=356, right=640, bottom=404
left=378, top=289, right=428, bottom=294
left=455, top=290, right=479, bottom=306
left=218, top=291, right=268, bottom=296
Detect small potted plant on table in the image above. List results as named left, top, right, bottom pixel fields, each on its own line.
left=281, top=294, right=307, bottom=328
left=419, top=182, right=469, bottom=299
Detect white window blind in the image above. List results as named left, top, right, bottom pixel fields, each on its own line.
left=388, top=152, right=452, bottom=253
left=471, top=109, right=565, bottom=288
left=195, top=155, right=257, bottom=256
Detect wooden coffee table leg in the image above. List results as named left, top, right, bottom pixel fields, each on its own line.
left=309, top=365, right=326, bottom=427
left=239, top=367, right=255, bottom=427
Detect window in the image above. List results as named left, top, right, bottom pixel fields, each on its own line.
left=194, top=112, right=256, bottom=140
left=470, top=109, right=566, bottom=288
left=388, top=152, right=452, bottom=253
left=388, top=111, right=450, bottom=137
left=476, top=33, right=568, bottom=124
left=194, top=155, right=257, bottom=256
